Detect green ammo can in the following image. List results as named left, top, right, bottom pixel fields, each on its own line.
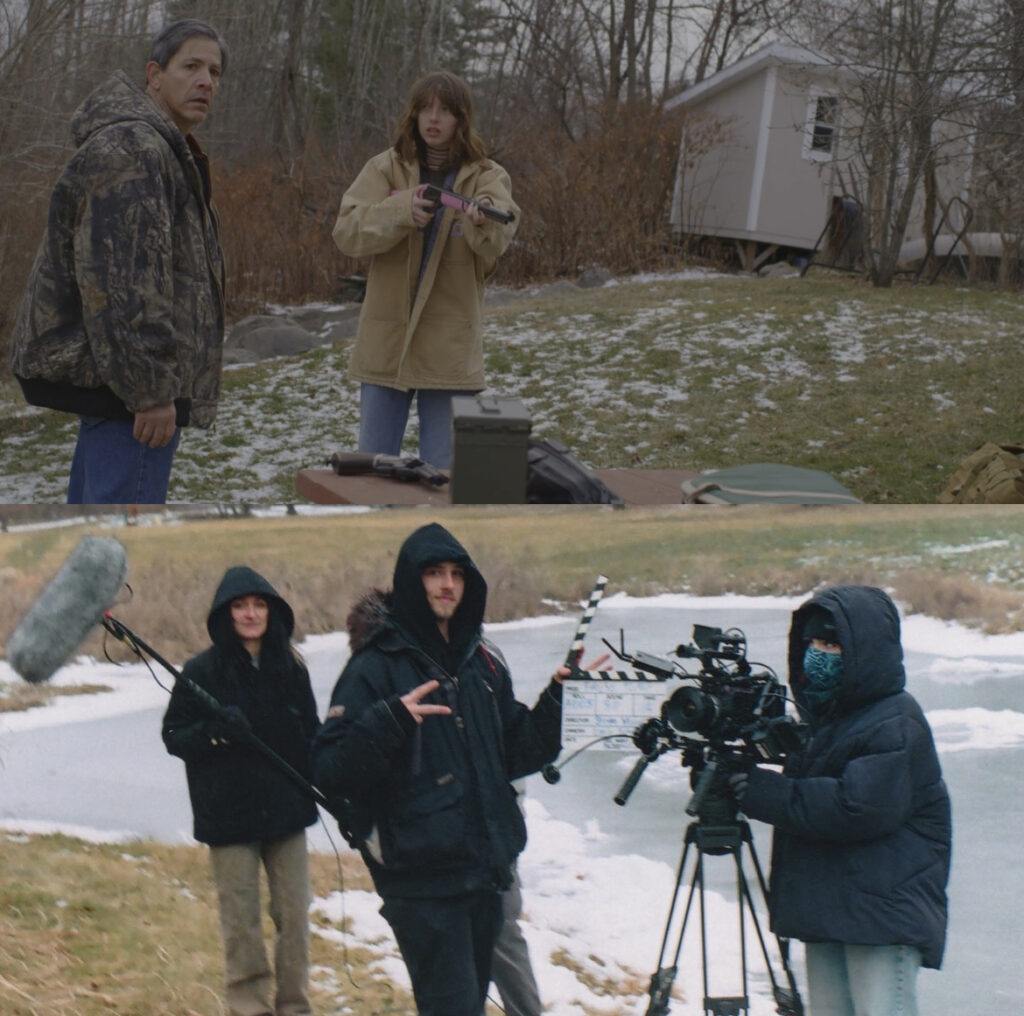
left=450, top=395, right=532, bottom=503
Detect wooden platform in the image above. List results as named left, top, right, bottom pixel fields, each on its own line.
left=296, top=467, right=698, bottom=506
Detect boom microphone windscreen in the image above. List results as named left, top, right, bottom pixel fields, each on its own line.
left=7, top=536, right=128, bottom=684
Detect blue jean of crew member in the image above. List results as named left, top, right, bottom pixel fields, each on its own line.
left=806, top=943, right=922, bottom=1016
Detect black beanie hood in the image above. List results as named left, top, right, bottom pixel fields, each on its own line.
left=206, top=565, right=295, bottom=649
left=390, top=523, right=487, bottom=661
left=788, top=585, right=905, bottom=715
left=802, top=606, right=839, bottom=643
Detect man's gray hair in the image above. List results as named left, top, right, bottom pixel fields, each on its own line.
left=149, top=19, right=227, bottom=73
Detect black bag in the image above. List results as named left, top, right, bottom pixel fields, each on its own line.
left=526, top=438, right=625, bottom=504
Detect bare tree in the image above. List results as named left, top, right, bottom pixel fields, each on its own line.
left=796, top=0, right=994, bottom=287
left=960, top=0, right=1024, bottom=285
left=0, top=0, right=159, bottom=343
left=682, top=0, right=804, bottom=85
left=308, top=0, right=499, bottom=167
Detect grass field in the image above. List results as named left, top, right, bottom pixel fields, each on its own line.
left=2, top=271, right=1023, bottom=502
left=0, top=831, right=412, bottom=1016
left=4, top=506, right=1024, bottom=670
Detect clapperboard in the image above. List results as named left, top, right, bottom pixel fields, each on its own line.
left=561, top=669, right=669, bottom=751
left=559, top=573, right=670, bottom=751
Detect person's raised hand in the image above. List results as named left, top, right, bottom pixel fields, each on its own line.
left=554, top=652, right=611, bottom=683
left=401, top=679, right=453, bottom=724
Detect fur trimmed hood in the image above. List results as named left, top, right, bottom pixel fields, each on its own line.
left=346, top=588, right=393, bottom=654
left=344, top=524, right=488, bottom=667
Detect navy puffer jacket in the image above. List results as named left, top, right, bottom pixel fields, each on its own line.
left=741, top=586, right=951, bottom=968
left=312, top=523, right=563, bottom=899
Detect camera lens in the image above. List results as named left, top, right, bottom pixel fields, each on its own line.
left=663, top=685, right=715, bottom=734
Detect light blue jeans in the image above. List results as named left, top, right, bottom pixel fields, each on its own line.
left=67, top=416, right=180, bottom=505
left=358, top=383, right=460, bottom=468
left=805, top=943, right=922, bottom=1016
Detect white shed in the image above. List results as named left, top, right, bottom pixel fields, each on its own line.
left=666, top=41, right=855, bottom=269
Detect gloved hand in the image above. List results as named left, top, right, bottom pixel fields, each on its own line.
left=215, top=705, right=252, bottom=743
left=727, top=769, right=749, bottom=805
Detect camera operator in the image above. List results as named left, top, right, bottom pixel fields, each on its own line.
left=728, top=585, right=951, bottom=1016
left=311, top=522, right=606, bottom=1016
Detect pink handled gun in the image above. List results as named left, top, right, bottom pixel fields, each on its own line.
left=418, top=184, right=515, bottom=224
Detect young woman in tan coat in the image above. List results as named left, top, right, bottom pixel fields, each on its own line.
left=333, top=71, right=519, bottom=468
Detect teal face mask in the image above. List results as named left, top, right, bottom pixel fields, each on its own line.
left=802, top=644, right=844, bottom=709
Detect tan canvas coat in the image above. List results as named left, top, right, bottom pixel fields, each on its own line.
left=333, top=149, right=518, bottom=391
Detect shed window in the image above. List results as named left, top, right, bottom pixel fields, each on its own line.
left=805, top=95, right=839, bottom=159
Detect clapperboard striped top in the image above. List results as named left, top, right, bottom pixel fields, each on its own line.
left=573, top=669, right=666, bottom=681
left=565, top=574, right=608, bottom=666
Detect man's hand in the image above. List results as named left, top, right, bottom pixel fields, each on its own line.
left=401, top=679, right=453, bottom=725
left=554, top=652, right=611, bottom=683
left=133, top=403, right=177, bottom=448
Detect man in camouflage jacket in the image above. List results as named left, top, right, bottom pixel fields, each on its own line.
left=10, top=20, right=227, bottom=504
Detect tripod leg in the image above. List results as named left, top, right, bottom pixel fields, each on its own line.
left=645, top=833, right=700, bottom=1016
left=646, top=822, right=805, bottom=1016
left=736, top=824, right=804, bottom=1016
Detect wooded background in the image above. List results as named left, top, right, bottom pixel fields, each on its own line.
left=2, top=0, right=1021, bottom=359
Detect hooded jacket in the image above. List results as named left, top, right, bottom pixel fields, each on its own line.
left=162, top=567, right=320, bottom=846
left=332, top=148, right=519, bottom=391
left=742, top=586, right=951, bottom=968
left=11, top=71, right=226, bottom=427
left=312, top=523, right=562, bottom=899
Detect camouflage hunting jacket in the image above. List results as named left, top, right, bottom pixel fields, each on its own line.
left=10, top=71, right=225, bottom=428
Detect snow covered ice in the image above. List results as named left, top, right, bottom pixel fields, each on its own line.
left=2, top=594, right=1022, bottom=1014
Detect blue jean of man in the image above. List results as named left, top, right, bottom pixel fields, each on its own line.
left=67, top=416, right=180, bottom=504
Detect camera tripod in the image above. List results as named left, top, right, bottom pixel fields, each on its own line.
left=643, top=815, right=803, bottom=1016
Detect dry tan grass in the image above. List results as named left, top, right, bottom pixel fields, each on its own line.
left=1, top=834, right=228, bottom=1016
left=1, top=828, right=637, bottom=1016
left=3, top=506, right=1024, bottom=671
left=0, top=831, right=411, bottom=1016
left=890, top=569, right=1024, bottom=633
left=547, top=946, right=664, bottom=1013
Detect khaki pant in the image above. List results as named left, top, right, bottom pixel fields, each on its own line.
left=209, top=831, right=312, bottom=1016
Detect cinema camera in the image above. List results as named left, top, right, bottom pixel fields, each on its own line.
left=607, top=623, right=806, bottom=824
left=603, top=623, right=807, bottom=1016
left=544, top=581, right=806, bottom=1016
